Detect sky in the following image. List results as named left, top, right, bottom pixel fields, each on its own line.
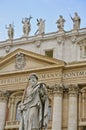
left=0, top=0, right=86, bottom=41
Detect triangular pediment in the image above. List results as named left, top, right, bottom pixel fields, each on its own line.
left=0, top=48, right=65, bottom=74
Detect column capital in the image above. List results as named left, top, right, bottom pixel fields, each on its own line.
left=0, top=91, right=9, bottom=102
left=53, top=83, right=63, bottom=96
left=68, top=84, right=79, bottom=96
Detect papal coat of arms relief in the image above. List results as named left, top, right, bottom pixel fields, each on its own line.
left=15, top=52, right=26, bottom=69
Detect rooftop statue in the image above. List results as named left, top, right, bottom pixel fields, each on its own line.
left=18, top=73, right=49, bottom=130
left=5, top=24, right=14, bottom=40
left=22, top=16, right=32, bottom=36
left=70, top=12, right=81, bottom=30
left=35, top=18, right=45, bottom=35
left=56, top=15, right=65, bottom=31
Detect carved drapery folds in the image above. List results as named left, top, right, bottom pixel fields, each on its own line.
left=56, top=15, right=65, bottom=32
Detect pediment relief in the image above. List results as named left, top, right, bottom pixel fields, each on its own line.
left=0, top=48, right=65, bottom=74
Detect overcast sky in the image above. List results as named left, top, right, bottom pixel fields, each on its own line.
left=0, top=0, right=86, bottom=41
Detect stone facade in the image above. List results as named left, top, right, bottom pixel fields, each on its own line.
left=0, top=16, right=86, bottom=130
left=0, top=28, right=86, bottom=63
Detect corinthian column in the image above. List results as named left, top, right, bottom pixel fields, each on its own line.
left=68, top=84, right=78, bottom=130
left=0, top=91, right=9, bottom=130
left=52, top=84, right=63, bottom=130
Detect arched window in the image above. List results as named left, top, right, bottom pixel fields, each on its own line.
left=16, top=101, right=21, bottom=121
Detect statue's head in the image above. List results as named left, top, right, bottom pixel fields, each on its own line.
left=40, top=18, right=43, bottom=21
left=75, top=12, right=78, bottom=16
left=28, top=73, right=38, bottom=86
left=9, top=24, right=12, bottom=27
left=29, top=73, right=38, bottom=80
left=59, top=15, right=63, bottom=18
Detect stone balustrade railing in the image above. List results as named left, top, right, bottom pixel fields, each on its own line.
left=5, top=121, right=20, bottom=129
left=79, top=117, right=86, bottom=126
left=80, top=117, right=86, bottom=122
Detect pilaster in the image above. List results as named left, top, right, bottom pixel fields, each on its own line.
left=52, top=84, right=63, bottom=130
left=9, top=97, right=15, bottom=121
left=68, top=84, right=79, bottom=130
left=0, top=91, right=9, bottom=130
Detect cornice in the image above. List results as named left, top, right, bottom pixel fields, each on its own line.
left=0, top=28, right=86, bottom=48
left=0, top=32, right=58, bottom=48
left=0, top=64, right=64, bottom=76
left=65, top=60, right=86, bottom=69
left=76, top=35, right=86, bottom=44
left=0, top=48, right=65, bottom=67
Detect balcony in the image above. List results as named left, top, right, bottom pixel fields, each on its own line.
left=5, top=121, right=20, bottom=129
left=5, top=120, right=52, bottom=130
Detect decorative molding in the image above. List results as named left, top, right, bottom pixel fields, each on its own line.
left=5, top=121, right=20, bottom=128
left=77, top=37, right=86, bottom=45
left=35, top=40, right=41, bottom=47
left=57, top=36, right=65, bottom=44
left=53, top=83, right=63, bottom=96
left=5, top=45, right=11, bottom=53
left=68, top=84, right=79, bottom=96
left=71, top=36, right=77, bottom=43
left=0, top=91, right=9, bottom=102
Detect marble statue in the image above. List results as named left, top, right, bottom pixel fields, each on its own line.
left=18, top=73, right=49, bottom=130
left=6, top=24, right=14, bottom=39
left=22, top=16, right=32, bottom=36
left=56, top=15, right=65, bottom=31
left=71, top=12, right=81, bottom=30
left=35, top=18, right=45, bottom=35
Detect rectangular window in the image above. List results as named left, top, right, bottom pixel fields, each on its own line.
left=45, top=49, right=53, bottom=58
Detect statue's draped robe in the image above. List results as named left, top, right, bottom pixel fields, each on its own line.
left=19, top=83, right=49, bottom=130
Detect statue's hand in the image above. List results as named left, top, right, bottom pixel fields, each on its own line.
left=36, top=101, right=40, bottom=109
left=21, top=105, right=25, bottom=111
left=18, top=102, right=25, bottom=111
left=43, top=123, right=47, bottom=130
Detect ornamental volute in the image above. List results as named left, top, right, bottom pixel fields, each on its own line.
left=53, top=83, right=63, bottom=96
left=68, top=84, right=79, bottom=96
left=0, top=90, right=10, bottom=102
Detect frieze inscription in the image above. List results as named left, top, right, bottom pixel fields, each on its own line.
left=0, top=70, right=86, bottom=86
left=39, top=73, right=61, bottom=79
left=63, top=70, right=86, bottom=79
left=0, top=73, right=61, bottom=86
left=0, top=76, right=27, bottom=85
